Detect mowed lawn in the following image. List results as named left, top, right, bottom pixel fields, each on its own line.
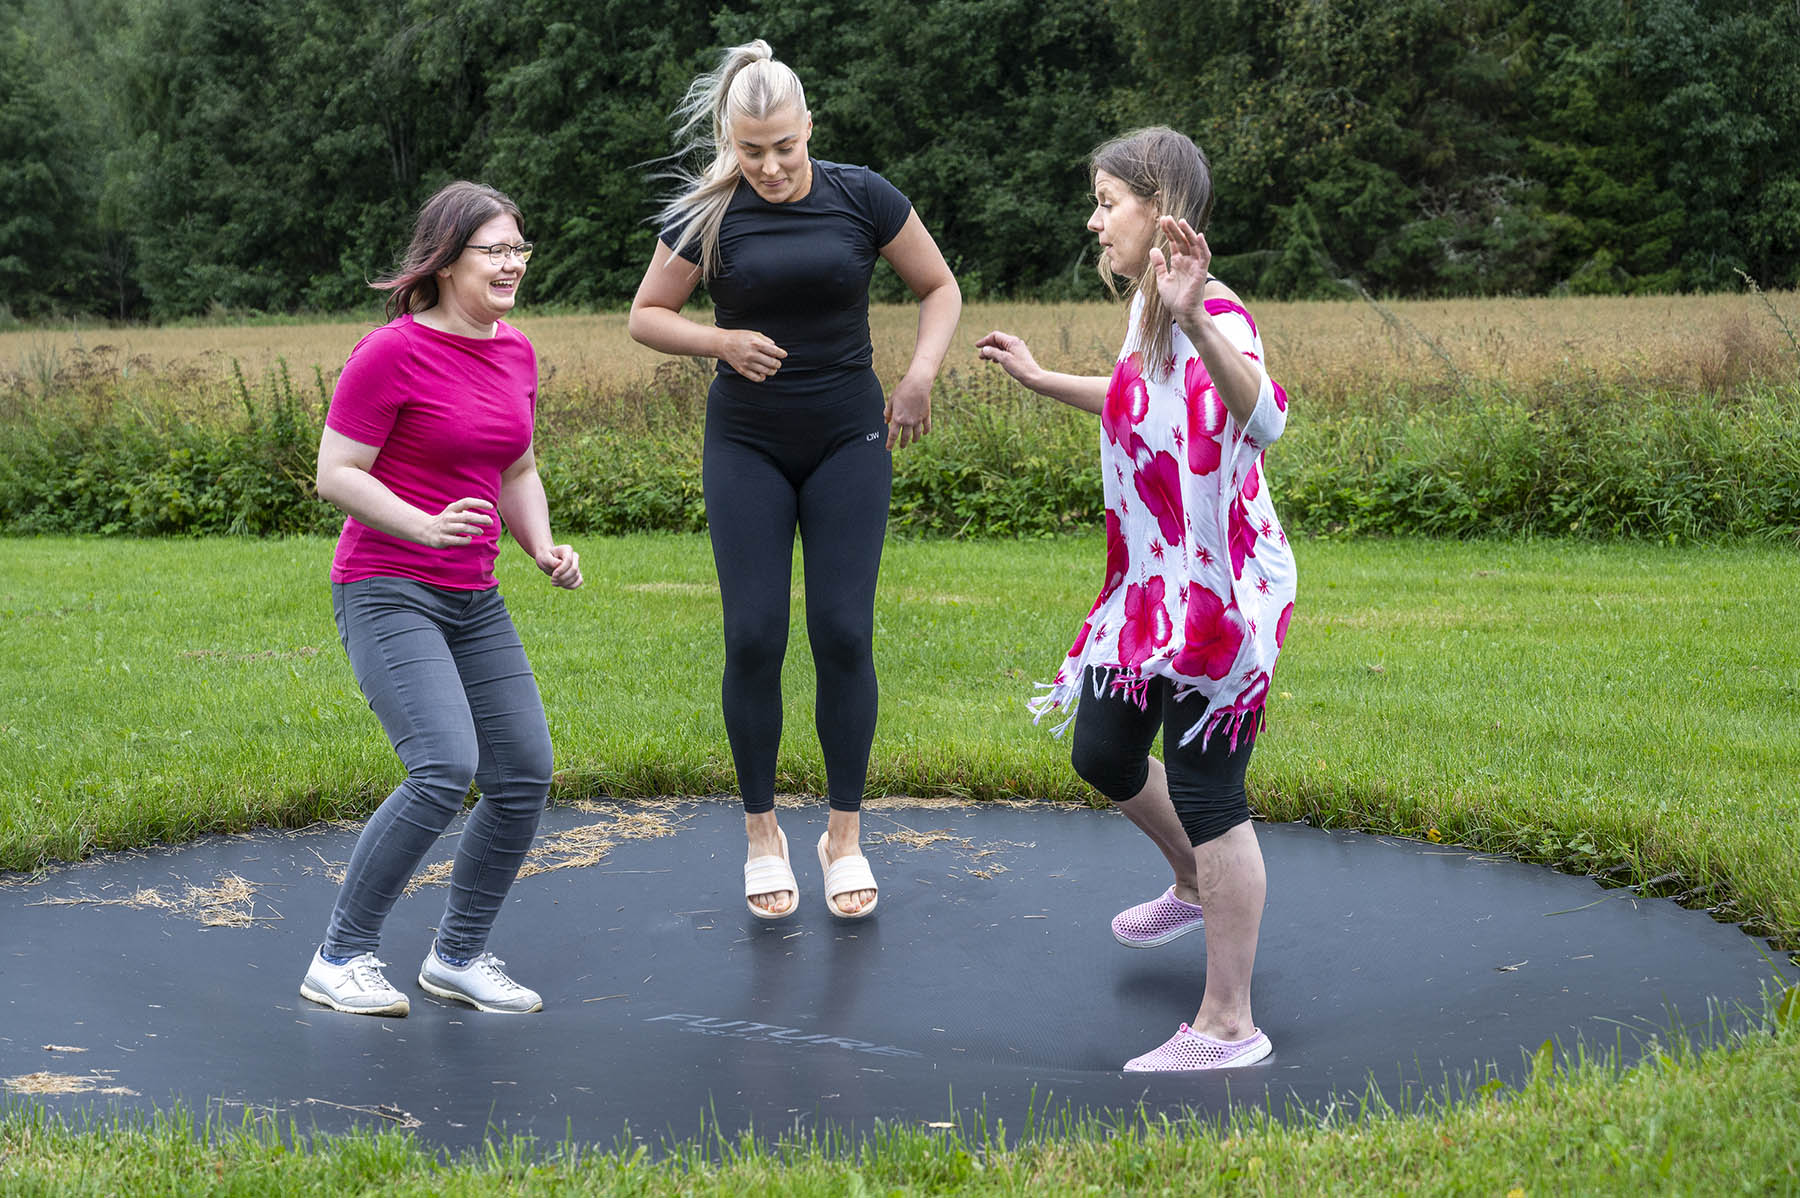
left=4, top=534, right=1797, bottom=949
left=3, top=531, right=1799, bottom=1193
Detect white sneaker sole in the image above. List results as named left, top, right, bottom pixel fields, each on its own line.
left=298, top=982, right=409, bottom=1017
left=417, top=971, right=543, bottom=1014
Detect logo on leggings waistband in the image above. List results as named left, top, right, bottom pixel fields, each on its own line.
left=865, top=430, right=881, bottom=442
left=646, top=1012, right=921, bottom=1058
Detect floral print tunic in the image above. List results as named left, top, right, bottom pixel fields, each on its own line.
left=1031, top=293, right=1295, bottom=750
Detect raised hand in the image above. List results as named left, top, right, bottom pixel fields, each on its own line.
left=1149, top=215, right=1213, bottom=326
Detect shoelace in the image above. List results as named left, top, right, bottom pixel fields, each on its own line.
left=347, top=956, right=393, bottom=994
left=471, top=953, right=522, bottom=993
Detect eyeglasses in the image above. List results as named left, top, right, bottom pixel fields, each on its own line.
left=465, top=241, right=534, bottom=264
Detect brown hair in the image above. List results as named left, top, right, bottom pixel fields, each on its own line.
left=1091, top=127, right=1214, bottom=381
left=373, top=181, right=524, bottom=320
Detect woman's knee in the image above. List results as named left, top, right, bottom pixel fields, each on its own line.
left=723, top=615, right=788, bottom=678
left=1070, top=736, right=1149, bottom=802
left=807, top=612, right=873, bottom=675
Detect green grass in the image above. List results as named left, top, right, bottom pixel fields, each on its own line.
left=4, top=534, right=1798, bottom=946
left=5, top=533, right=1800, bottom=1191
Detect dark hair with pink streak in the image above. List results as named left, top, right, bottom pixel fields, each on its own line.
left=373, top=181, right=524, bottom=320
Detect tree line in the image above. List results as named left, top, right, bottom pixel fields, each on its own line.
left=3, top=0, right=1796, bottom=322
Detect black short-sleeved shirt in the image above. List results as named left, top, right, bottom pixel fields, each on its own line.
left=661, top=160, right=913, bottom=380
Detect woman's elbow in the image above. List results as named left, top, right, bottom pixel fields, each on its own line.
left=626, top=304, right=655, bottom=347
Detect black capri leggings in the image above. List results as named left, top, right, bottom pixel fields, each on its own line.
left=703, top=370, right=892, bottom=814
left=1070, top=667, right=1256, bottom=846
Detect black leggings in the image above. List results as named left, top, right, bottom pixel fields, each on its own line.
left=1070, top=667, right=1256, bottom=846
left=703, top=371, right=892, bottom=814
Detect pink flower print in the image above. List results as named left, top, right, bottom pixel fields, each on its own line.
left=1172, top=425, right=1185, bottom=451
left=1162, top=353, right=1178, bottom=376
left=1149, top=538, right=1166, bottom=562
left=1102, top=352, right=1149, bottom=447
left=1276, top=601, right=1294, bottom=648
left=1133, top=449, right=1185, bottom=546
left=1185, top=357, right=1226, bottom=476
left=1240, top=461, right=1261, bottom=501
left=1273, top=381, right=1289, bottom=412
left=1233, top=670, right=1270, bottom=712
left=1255, top=575, right=1271, bottom=595
left=1117, top=578, right=1172, bottom=670
left=1196, top=545, right=1214, bottom=568
left=1100, top=510, right=1128, bottom=601
left=1227, top=499, right=1259, bottom=578
left=1170, top=585, right=1246, bottom=680
left=1069, top=620, right=1093, bottom=659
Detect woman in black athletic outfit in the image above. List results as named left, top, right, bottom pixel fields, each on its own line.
left=628, top=39, right=961, bottom=921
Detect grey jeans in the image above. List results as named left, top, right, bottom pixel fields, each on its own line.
left=324, top=577, right=552, bottom=959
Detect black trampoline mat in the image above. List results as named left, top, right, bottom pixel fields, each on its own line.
left=2, top=798, right=1791, bottom=1150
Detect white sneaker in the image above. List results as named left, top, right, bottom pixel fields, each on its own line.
left=417, top=948, right=543, bottom=1014
left=299, top=948, right=409, bottom=1017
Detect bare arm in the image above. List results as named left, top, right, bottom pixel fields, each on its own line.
left=627, top=240, right=789, bottom=382
left=974, top=331, right=1109, bottom=414
left=499, top=446, right=582, bottom=589
left=1154, top=216, right=1264, bottom=425
left=315, top=426, right=493, bottom=547
left=878, top=211, right=962, bottom=449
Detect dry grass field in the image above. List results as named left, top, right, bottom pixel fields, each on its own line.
left=5, top=292, right=1798, bottom=412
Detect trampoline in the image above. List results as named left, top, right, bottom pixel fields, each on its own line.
left=2, top=798, right=1790, bottom=1150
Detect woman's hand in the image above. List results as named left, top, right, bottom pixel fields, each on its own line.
left=884, top=372, right=932, bottom=450
left=975, top=330, right=1044, bottom=390
left=535, top=544, right=583, bottom=589
left=1150, top=215, right=1213, bottom=327
left=422, top=498, right=494, bottom=547
left=717, top=329, right=787, bottom=382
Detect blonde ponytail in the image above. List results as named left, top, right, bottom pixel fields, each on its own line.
left=656, top=40, right=809, bottom=279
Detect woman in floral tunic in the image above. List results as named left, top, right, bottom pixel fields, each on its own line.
left=977, top=127, right=1295, bottom=1071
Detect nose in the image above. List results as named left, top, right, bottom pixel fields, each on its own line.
left=1087, top=208, right=1104, bottom=233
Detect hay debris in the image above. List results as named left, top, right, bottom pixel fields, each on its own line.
left=399, top=802, right=689, bottom=894
left=26, top=872, right=267, bottom=927
left=4, top=1070, right=136, bottom=1096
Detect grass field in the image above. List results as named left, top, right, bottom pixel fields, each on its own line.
left=2, top=533, right=1799, bottom=1190
left=7, top=535, right=1798, bottom=941
left=5, top=290, right=1800, bottom=1189
left=6, top=291, right=1800, bottom=415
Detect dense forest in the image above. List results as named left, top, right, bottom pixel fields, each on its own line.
left=3, top=0, right=1797, bottom=321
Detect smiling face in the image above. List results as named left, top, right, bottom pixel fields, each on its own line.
left=434, top=212, right=527, bottom=332
left=1088, top=169, right=1160, bottom=279
left=731, top=104, right=813, bottom=203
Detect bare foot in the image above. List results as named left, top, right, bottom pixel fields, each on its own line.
left=745, top=812, right=796, bottom=916
left=822, top=810, right=876, bottom=914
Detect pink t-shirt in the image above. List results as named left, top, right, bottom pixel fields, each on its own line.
left=325, top=314, right=537, bottom=590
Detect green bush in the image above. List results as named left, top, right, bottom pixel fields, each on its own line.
left=4, top=366, right=1799, bottom=542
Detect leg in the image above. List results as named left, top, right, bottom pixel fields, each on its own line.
left=324, top=579, right=482, bottom=958
left=1070, top=668, right=1173, bottom=875
left=704, top=417, right=800, bottom=914
left=1165, top=715, right=1263, bottom=1042
left=432, top=587, right=553, bottom=961
left=797, top=426, right=890, bottom=914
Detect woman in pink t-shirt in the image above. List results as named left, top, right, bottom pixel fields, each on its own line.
left=978, top=128, right=1295, bottom=1072
left=299, top=181, right=582, bottom=1020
